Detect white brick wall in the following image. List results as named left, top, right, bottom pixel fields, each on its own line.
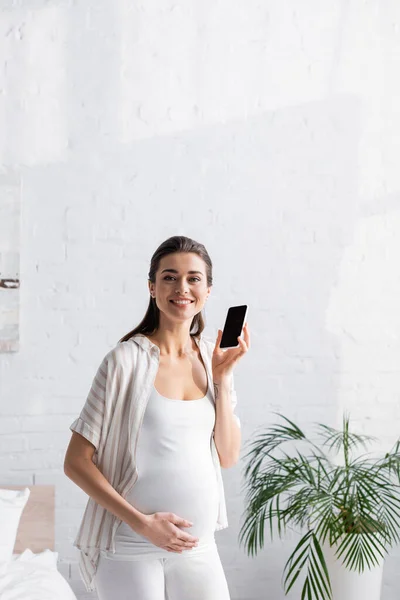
left=1, top=1, right=400, bottom=598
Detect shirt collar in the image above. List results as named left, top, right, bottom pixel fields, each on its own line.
left=130, top=332, right=203, bottom=355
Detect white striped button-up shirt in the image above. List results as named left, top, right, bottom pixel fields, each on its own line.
left=69, top=333, right=240, bottom=592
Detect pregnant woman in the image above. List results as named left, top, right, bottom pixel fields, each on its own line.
left=64, top=235, right=249, bottom=600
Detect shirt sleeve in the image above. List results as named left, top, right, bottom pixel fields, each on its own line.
left=69, top=352, right=109, bottom=451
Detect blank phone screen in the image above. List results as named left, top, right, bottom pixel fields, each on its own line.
left=220, top=305, right=247, bottom=348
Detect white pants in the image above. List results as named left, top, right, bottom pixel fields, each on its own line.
left=95, top=543, right=231, bottom=600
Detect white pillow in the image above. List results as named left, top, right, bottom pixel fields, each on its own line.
left=0, top=488, right=30, bottom=562
left=12, top=548, right=58, bottom=567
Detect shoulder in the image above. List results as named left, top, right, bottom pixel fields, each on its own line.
left=100, top=340, right=139, bottom=372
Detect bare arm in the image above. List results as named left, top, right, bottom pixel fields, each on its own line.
left=213, top=379, right=241, bottom=468
left=64, top=432, right=148, bottom=534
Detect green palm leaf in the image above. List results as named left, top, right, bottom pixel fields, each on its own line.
left=283, top=531, right=332, bottom=600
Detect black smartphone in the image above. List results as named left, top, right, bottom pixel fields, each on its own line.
left=220, top=305, right=248, bottom=349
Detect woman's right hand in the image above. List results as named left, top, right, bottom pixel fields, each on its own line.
left=136, top=512, right=199, bottom=553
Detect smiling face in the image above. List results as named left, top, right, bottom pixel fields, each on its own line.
left=148, top=252, right=211, bottom=321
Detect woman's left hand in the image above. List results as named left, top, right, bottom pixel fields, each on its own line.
left=212, top=322, right=250, bottom=385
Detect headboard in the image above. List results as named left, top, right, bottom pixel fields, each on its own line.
left=0, top=485, right=55, bottom=553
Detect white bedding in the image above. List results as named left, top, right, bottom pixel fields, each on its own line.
left=0, top=549, right=77, bottom=600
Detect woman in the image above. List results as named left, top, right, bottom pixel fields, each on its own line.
left=64, top=235, right=249, bottom=600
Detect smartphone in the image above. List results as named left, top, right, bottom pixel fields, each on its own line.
left=220, top=305, right=248, bottom=349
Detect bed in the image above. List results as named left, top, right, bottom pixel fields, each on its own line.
left=0, top=485, right=77, bottom=600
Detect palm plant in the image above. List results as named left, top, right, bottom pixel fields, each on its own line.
left=239, top=413, right=400, bottom=600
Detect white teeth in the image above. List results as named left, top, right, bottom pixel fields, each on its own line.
left=172, top=300, right=192, bottom=304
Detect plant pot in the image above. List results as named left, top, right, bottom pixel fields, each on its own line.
left=321, top=540, right=384, bottom=600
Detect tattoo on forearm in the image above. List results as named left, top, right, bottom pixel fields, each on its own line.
left=213, top=382, right=220, bottom=400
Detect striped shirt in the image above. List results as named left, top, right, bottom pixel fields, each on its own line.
left=69, top=332, right=240, bottom=592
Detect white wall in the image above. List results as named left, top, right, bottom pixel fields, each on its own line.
left=1, top=1, right=400, bottom=598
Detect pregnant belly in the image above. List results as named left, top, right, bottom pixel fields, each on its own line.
left=124, top=465, right=219, bottom=539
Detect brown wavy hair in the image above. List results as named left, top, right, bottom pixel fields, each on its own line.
left=118, top=235, right=213, bottom=343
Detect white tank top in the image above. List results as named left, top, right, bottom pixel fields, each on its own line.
left=101, top=383, right=219, bottom=560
